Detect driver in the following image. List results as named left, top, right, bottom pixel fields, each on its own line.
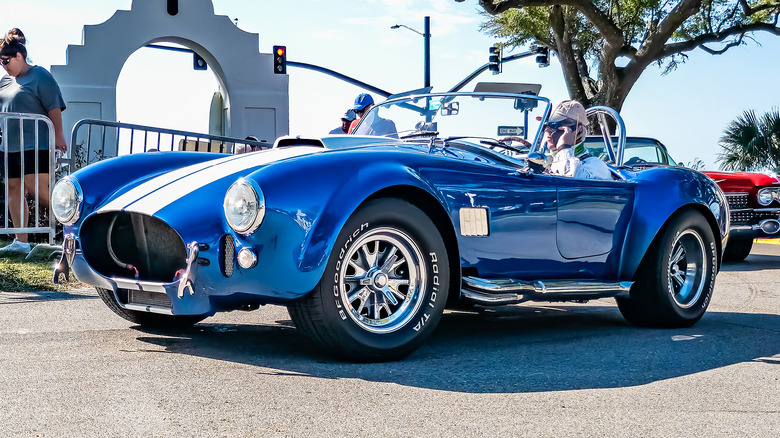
left=543, top=100, right=612, bottom=180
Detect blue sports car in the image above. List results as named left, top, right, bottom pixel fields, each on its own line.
left=52, top=87, right=729, bottom=361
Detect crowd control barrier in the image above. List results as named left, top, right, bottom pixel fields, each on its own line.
left=0, top=112, right=56, bottom=244
left=66, top=119, right=270, bottom=171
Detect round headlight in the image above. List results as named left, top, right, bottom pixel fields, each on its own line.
left=757, top=188, right=774, bottom=206
left=223, top=179, right=265, bottom=234
left=51, top=177, right=83, bottom=225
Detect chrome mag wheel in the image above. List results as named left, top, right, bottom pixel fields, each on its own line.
left=338, top=227, right=426, bottom=334
left=667, top=229, right=706, bottom=308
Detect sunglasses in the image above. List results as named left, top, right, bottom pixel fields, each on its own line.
left=544, top=120, right=576, bottom=131
left=0, top=56, right=12, bottom=66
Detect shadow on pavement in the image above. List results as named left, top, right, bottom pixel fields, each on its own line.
left=133, top=303, right=780, bottom=394
left=721, top=253, right=780, bottom=272
left=0, top=289, right=96, bottom=304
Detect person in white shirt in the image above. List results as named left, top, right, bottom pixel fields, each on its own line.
left=543, top=100, right=612, bottom=180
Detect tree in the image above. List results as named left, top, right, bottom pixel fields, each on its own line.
left=717, top=108, right=780, bottom=171
left=458, top=1, right=780, bottom=111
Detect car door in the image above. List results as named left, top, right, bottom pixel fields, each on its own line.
left=554, top=176, right=635, bottom=260
left=446, top=169, right=560, bottom=278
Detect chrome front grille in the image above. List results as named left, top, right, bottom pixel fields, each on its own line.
left=725, top=193, right=749, bottom=210
left=731, top=210, right=754, bottom=224
left=128, top=290, right=172, bottom=309
left=221, top=235, right=235, bottom=277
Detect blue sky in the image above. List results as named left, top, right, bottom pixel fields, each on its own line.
left=3, top=0, right=779, bottom=169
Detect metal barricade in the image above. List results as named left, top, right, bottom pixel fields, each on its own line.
left=0, top=112, right=56, bottom=244
left=66, top=119, right=270, bottom=171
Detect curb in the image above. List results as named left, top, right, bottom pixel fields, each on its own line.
left=754, top=238, right=780, bottom=245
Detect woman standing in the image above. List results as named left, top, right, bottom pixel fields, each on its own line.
left=0, top=28, right=66, bottom=254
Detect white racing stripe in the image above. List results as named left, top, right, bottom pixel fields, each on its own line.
left=99, top=153, right=242, bottom=212
left=98, top=147, right=323, bottom=215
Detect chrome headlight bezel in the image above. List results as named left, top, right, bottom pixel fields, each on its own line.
left=223, top=179, right=265, bottom=235
left=757, top=188, right=776, bottom=206
left=51, top=177, right=83, bottom=225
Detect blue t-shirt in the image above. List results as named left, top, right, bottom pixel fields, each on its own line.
left=0, top=65, right=66, bottom=152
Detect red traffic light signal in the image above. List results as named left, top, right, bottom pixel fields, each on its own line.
left=273, top=45, right=287, bottom=74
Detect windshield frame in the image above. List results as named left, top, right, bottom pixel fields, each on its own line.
left=353, top=91, right=553, bottom=149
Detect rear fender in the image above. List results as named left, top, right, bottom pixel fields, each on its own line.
left=618, top=168, right=727, bottom=278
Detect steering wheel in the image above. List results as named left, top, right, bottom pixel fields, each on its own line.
left=624, top=157, right=648, bottom=166
left=480, top=139, right=528, bottom=155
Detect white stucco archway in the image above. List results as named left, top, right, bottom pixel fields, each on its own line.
left=51, top=0, right=289, bottom=155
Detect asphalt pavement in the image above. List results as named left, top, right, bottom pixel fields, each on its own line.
left=1, top=244, right=778, bottom=437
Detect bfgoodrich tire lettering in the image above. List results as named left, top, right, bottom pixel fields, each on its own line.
left=617, top=210, right=717, bottom=328
left=288, top=198, right=449, bottom=362
left=95, top=287, right=205, bottom=328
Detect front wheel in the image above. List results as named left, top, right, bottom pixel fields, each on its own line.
left=288, top=198, right=450, bottom=362
left=96, top=287, right=205, bottom=328
left=617, top=210, right=717, bottom=328
left=722, top=235, right=753, bottom=262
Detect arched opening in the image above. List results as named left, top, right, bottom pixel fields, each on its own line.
left=116, top=42, right=223, bottom=135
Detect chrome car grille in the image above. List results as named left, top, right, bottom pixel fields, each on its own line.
left=128, top=290, right=172, bottom=309
left=80, top=212, right=187, bottom=283
left=725, top=193, right=749, bottom=210
left=221, top=235, right=235, bottom=277
left=731, top=209, right=780, bottom=224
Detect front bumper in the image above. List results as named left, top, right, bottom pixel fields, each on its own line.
left=725, top=192, right=780, bottom=239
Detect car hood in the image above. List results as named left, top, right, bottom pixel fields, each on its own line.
left=702, top=171, right=780, bottom=191
left=92, top=146, right=324, bottom=218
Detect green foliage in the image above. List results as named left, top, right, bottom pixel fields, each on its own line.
left=475, top=0, right=780, bottom=108
left=686, top=157, right=707, bottom=170
left=0, top=242, right=84, bottom=292
left=717, top=108, right=780, bottom=172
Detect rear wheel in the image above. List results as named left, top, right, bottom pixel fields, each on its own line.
left=288, top=198, right=449, bottom=362
left=617, top=210, right=717, bottom=328
left=722, top=235, right=753, bottom=262
left=96, top=287, right=205, bottom=328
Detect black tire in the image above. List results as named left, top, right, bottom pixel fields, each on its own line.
left=617, top=210, right=717, bottom=328
left=95, top=287, right=205, bottom=328
left=722, top=235, right=753, bottom=262
left=287, top=198, right=450, bottom=362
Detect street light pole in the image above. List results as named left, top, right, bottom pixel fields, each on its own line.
left=391, top=16, right=432, bottom=89
left=423, top=16, right=430, bottom=88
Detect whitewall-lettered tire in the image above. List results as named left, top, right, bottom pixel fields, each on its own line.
left=617, top=210, right=717, bottom=328
left=288, top=198, right=450, bottom=362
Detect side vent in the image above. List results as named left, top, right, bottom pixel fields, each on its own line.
left=459, top=207, right=489, bottom=236
left=221, top=235, right=235, bottom=277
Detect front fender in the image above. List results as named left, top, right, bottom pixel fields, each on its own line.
left=240, top=149, right=449, bottom=296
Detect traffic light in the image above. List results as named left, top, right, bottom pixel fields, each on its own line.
left=273, top=45, right=287, bottom=74
left=193, top=53, right=207, bottom=70
left=488, top=45, right=502, bottom=75
left=535, top=46, right=550, bottom=68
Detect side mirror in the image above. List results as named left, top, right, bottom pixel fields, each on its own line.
left=441, top=102, right=459, bottom=116
left=526, top=152, right=547, bottom=173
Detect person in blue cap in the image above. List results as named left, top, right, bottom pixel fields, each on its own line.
left=348, top=93, right=397, bottom=138
left=347, top=93, right=374, bottom=134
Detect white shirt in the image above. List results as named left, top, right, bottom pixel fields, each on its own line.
left=549, top=147, right=612, bottom=180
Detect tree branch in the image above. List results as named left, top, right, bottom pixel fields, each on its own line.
left=470, top=0, right=625, bottom=47
left=739, top=0, right=780, bottom=16
left=662, top=21, right=780, bottom=57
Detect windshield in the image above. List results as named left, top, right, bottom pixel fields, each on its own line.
left=353, top=92, right=551, bottom=148
left=583, top=137, right=677, bottom=166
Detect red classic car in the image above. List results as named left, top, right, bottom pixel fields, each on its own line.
left=702, top=171, right=780, bottom=261
left=584, top=137, right=780, bottom=261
